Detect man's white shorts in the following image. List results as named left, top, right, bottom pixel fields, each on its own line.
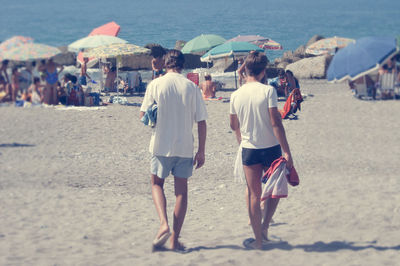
left=151, top=155, right=193, bottom=179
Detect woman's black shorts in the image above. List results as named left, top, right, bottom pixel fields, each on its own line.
left=242, top=145, right=282, bottom=167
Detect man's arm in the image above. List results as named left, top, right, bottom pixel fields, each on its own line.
left=230, top=114, right=241, bottom=144
left=194, top=120, right=206, bottom=169
left=269, top=107, right=293, bottom=169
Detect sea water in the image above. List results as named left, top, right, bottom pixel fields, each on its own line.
left=1, top=0, right=399, bottom=86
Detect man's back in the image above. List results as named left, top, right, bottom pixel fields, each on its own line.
left=141, top=72, right=207, bottom=157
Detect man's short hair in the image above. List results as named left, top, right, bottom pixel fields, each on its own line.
left=245, top=51, right=268, bottom=77
left=204, top=74, right=212, bottom=81
left=164, top=49, right=185, bottom=70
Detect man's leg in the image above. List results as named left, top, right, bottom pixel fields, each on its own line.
left=261, top=198, right=280, bottom=240
left=151, top=174, right=170, bottom=238
left=243, top=164, right=263, bottom=249
left=170, top=176, right=188, bottom=249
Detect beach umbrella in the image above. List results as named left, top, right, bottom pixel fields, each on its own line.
left=0, top=36, right=33, bottom=60
left=227, top=35, right=283, bottom=50
left=2, top=43, right=61, bottom=61
left=76, top=21, right=122, bottom=67
left=84, top=43, right=150, bottom=100
left=83, top=43, right=150, bottom=58
left=327, top=36, right=398, bottom=82
left=89, top=21, right=120, bottom=36
left=201, top=41, right=264, bottom=89
left=306, top=36, right=355, bottom=56
left=181, top=34, right=226, bottom=54
left=68, top=35, right=127, bottom=52
left=259, top=39, right=283, bottom=50
left=201, top=41, right=264, bottom=61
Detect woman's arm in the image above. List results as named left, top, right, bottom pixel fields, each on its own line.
left=269, top=107, right=293, bottom=168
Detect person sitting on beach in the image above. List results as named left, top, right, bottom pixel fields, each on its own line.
left=28, top=77, right=44, bottom=105
left=11, top=67, right=20, bottom=102
left=79, top=57, right=92, bottom=86
left=139, top=49, right=208, bottom=251
left=105, top=66, right=116, bottom=92
left=0, top=74, right=11, bottom=102
left=150, top=46, right=166, bottom=80
left=200, top=74, right=217, bottom=98
left=1, top=60, right=10, bottom=84
left=230, top=51, right=293, bottom=249
left=42, top=58, right=64, bottom=105
left=285, top=70, right=299, bottom=97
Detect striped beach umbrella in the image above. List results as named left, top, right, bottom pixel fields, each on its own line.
left=260, top=39, right=283, bottom=50
left=306, top=37, right=355, bottom=56
left=2, top=43, right=61, bottom=61
left=227, top=35, right=282, bottom=50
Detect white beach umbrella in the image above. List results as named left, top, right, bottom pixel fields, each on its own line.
left=68, top=35, right=128, bottom=52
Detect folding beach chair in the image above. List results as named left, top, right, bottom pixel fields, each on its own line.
left=377, top=72, right=396, bottom=99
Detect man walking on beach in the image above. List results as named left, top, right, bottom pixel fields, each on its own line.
left=140, top=49, right=208, bottom=251
left=230, top=51, right=293, bottom=249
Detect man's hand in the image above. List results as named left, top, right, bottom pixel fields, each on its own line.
left=284, top=152, right=293, bottom=169
left=193, top=151, right=205, bottom=169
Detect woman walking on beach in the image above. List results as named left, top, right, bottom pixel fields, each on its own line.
left=230, top=51, right=293, bottom=249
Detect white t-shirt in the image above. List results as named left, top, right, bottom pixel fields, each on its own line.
left=140, top=72, right=208, bottom=157
left=230, top=81, right=279, bottom=149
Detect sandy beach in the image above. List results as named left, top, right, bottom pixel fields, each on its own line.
left=1, top=79, right=400, bottom=265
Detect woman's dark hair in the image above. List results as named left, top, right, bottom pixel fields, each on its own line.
left=285, top=70, right=294, bottom=77
left=33, top=77, right=40, bottom=84
left=2, top=60, right=9, bottom=66
left=204, top=74, right=212, bottom=81
left=150, top=45, right=166, bottom=58
left=164, top=49, right=184, bottom=70
left=70, top=75, right=77, bottom=84
left=244, top=51, right=268, bottom=76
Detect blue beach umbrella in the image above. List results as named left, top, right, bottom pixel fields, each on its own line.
left=327, top=36, right=398, bottom=82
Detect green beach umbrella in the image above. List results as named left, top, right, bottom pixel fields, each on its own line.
left=2, top=42, right=61, bottom=61
left=201, top=41, right=264, bottom=62
left=181, top=34, right=226, bottom=54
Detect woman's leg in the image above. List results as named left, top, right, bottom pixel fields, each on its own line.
left=243, top=163, right=263, bottom=249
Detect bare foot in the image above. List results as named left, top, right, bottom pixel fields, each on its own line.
left=155, top=224, right=170, bottom=240
left=170, top=234, right=185, bottom=251
left=262, top=228, right=269, bottom=241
